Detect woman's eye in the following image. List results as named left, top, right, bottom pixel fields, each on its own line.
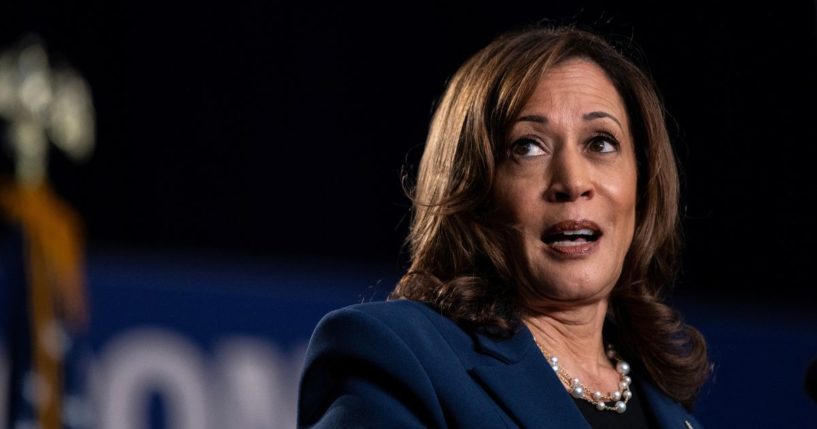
left=587, top=135, right=619, bottom=153
left=511, top=138, right=546, bottom=157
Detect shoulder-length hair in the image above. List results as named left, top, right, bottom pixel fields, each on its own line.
left=389, top=25, right=709, bottom=408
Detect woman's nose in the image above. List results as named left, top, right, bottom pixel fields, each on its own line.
left=544, top=149, right=594, bottom=202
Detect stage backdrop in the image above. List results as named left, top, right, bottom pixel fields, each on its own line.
left=5, top=247, right=812, bottom=429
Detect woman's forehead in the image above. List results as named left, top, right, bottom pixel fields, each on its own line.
left=511, top=60, right=628, bottom=129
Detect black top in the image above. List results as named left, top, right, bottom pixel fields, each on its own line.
left=572, top=379, right=659, bottom=429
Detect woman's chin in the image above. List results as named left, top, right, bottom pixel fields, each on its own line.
left=523, top=275, right=615, bottom=308
left=544, top=289, right=609, bottom=306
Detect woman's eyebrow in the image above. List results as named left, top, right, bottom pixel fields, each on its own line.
left=583, top=111, right=623, bottom=129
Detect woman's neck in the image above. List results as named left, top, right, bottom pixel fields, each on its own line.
left=522, top=299, right=619, bottom=390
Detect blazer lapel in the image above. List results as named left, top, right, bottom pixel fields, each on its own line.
left=468, top=327, right=591, bottom=429
left=638, top=379, right=698, bottom=429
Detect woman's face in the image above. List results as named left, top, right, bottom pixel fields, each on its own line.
left=494, top=58, right=637, bottom=304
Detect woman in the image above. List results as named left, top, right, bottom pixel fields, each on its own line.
left=298, top=25, right=709, bottom=428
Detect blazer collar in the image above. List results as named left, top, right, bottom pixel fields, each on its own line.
left=468, top=325, right=592, bottom=428
left=471, top=324, right=534, bottom=364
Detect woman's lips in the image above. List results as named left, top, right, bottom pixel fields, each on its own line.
left=541, top=220, right=602, bottom=257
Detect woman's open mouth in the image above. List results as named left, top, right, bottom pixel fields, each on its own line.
left=542, top=220, right=602, bottom=256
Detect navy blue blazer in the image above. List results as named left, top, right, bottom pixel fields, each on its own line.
left=298, top=300, right=703, bottom=428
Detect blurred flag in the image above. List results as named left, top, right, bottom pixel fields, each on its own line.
left=0, top=36, right=94, bottom=429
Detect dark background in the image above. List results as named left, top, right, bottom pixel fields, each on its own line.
left=2, top=2, right=817, bottom=426
left=3, top=1, right=817, bottom=309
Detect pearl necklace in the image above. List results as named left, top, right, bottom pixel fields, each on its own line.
left=533, top=339, right=633, bottom=413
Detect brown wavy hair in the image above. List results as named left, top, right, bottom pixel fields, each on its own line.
left=388, top=25, right=709, bottom=408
